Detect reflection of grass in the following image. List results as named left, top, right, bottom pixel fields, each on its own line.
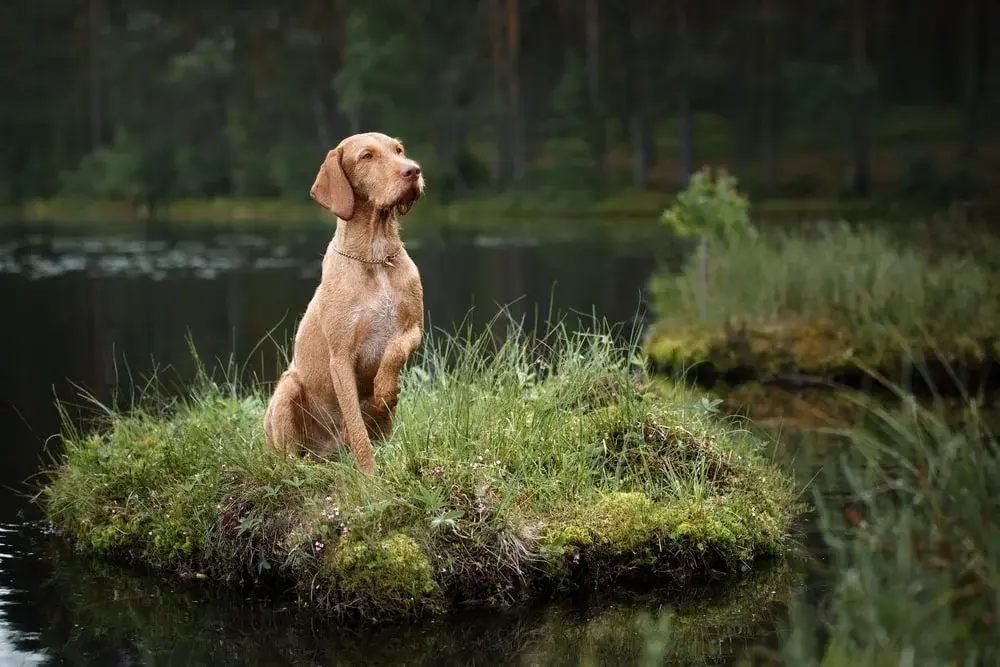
left=715, top=381, right=1000, bottom=437
left=748, top=385, right=1000, bottom=665
left=505, top=561, right=799, bottom=666
left=712, top=382, right=863, bottom=432
left=38, top=313, right=801, bottom=622
left=29, top=540, right=796, bottom=667
left=645, top=222, right=1000, bottom=382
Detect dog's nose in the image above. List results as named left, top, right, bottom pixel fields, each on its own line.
left=400, top=164, right=421, bottom=180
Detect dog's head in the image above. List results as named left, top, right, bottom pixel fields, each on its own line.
left=310, top=132, right=425, bottom=221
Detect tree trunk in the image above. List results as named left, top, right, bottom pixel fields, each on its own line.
left=88, top=0, right=103, bottom=150
left=628, top=4, right=652, bottom=188
left=490, top=0, right=510, bottom=184
left=851, top=0, right=871, bottom=197
left=961, top=0, right=983, bottom=157
left=731, top=15, right=755, bottom=170
left=761, top=0, right=778, bottom=193
left=676, top=0, right=696, bottom=182
left=584, top=0, right=600, bottom=110
left=312, top=93, right=330, bottom=147
left=584, top=0, right=606, bottom=177
left=505, top=0, right=526, bottom=183
left=630, top=115, right=652, bottom=189
left=988, top=0, right=1000, bottom=136
left=678, top=92, right=695, bottom=180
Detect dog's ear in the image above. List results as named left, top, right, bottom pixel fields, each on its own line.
left=310, top=147, right=354, bottom=220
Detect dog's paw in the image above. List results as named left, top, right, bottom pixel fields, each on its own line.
left=373, top=375, right=401, bottom=412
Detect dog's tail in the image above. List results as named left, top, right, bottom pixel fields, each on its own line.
left=264, top=369, right=307, bottom=455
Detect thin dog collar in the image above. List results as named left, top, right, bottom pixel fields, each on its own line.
left=332, top=245, right=402, bottom=267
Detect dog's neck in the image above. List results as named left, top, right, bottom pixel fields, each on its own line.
left=334, top=202, right=403, bottom=263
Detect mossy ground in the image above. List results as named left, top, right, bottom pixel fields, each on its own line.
left=644, top=319, right=998, bottom=390
left=37, top=317, right=801, bottom=622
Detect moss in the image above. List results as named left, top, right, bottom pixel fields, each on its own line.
left=539, top=524, right=593, bottom=577
left=587, top=492, right=668, bottom=555
left=646, top=319, right=861, bottom=377
left=323, top=533, right=442, bottom=617
left=644, top=319, right=998, bottom=390
left=540, top=487, right=793, bottom=579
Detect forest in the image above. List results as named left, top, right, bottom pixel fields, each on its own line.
left=3, top=0, right=998, bottom=210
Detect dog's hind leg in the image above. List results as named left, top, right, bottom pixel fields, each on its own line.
left=264, top=369, right=308, bottom=456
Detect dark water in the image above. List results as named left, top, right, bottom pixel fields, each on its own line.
left=0, top=221, right=794, bottom=666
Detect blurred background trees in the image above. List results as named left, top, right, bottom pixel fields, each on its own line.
left=2, top=0, right=997, bottom=208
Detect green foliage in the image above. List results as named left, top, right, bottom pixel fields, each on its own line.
left=539, top=52, right=602, bottom=189
left=166, top=30, right=234, bottom=83
left=758, top=390, right=1000, bottom=665
left=549, top=52, right=593, bottom=140
left=4, top=2, right=995, bottom=206
left=896, top=154, right=980, bottom=207
left=781, top=59, right=878, bottom=147
left=659, top=168, right=756, bottom=243
left=333, top=10, right=410, bottom=125
left=60, top=128, right=149, bottom=200
left=39, top=313, right=801, bottom=621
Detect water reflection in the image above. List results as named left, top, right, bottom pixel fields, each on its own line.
left=0, top=526, right=46, bottom=666
left=0, top=230, right=309, bottom=280
left=0, top=523, right=796, bottom=667
left=0, top=227, right=661, bottom=526
left=0, top=223, right=692, bottom=665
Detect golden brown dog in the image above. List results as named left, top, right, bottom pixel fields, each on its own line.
left=264, top=132, right=425, bottom=474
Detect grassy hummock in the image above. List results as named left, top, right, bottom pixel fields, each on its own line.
left=38, top=318, right=801, bottom=622
left=645, top=221, right=1000, bottom=391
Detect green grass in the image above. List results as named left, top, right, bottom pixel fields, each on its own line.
left=645, top=221, right=1000, bottom=377
left=37, top=315, right=802, bottom=622
left=747, top=385, right=1000, bottom=666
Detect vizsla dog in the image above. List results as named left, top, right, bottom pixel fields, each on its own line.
left=264, top=132, right=425, bottom=475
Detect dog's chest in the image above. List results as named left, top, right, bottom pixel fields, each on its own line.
left=353, top=270, right=400, bottom=369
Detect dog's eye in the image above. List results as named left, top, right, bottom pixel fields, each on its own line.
left=395, top=146, right=403, bottom=155
left=361, top=152, right=373, bottom=160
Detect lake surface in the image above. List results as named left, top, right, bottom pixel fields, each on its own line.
left=0, top=221, right=797, bottom=666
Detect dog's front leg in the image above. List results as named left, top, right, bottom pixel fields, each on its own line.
left=328, top=357, right=377, bottom=475
left=373, top=325, right=423, bottom=414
